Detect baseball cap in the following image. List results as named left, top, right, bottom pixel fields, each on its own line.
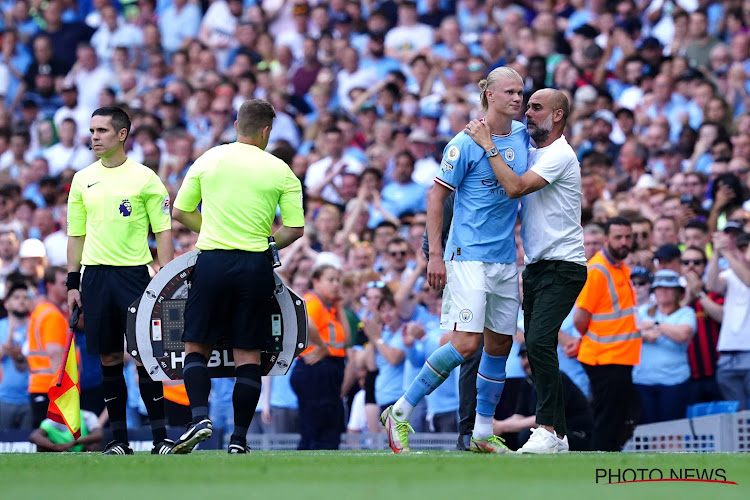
left=654, top=243, right=681, bottom=262
left=723, top=220, right=744, bottom=233
left=408, top=129, right=433, bottom=144
left=19, top=238, right=47, bottom=259
left=418, top=101, right=442, bottom=120
left=650, top=269, right=685, bottom=291
left=630, top=266, right=654, bottom=283
left=573, top=24, right=599, bottom=39
left=591, top=109, right=615, bottom=126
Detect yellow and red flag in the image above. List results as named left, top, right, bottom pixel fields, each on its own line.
left=47, top=331, right=81, bottom=439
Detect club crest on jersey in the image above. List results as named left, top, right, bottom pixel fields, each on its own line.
left=446, top=145, right=460, bottom=162
left=504, top=148, right=515, bottom=162
left=459, top=309, right=473, bottom=323
left=119, top=199, right=132, bottom=217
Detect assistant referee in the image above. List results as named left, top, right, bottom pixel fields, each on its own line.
left=171, top=99, right=305, bottom=454
left=67, top=106, right=175, bottom=455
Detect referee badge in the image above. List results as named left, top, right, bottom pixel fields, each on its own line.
left=446, top=145, right=460, bottom=162
left=504, top=148, right=515, bottom=162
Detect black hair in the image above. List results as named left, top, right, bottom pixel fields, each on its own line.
left=92, top=106, right=131, bottom=140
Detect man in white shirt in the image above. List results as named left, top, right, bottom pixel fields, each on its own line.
left=384, top=1, right=435, bottom=64
left=43, top=118, right=94, bottom=175
left=707, top=231, right=750, bottom=410
left=465, top=89, right=587, bottom=453
left=304, top=127, right=364, bottom=206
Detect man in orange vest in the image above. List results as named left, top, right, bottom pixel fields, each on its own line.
left=27, top=266, right=69, bottom=427
left=572, top=217, right=641, bottom=451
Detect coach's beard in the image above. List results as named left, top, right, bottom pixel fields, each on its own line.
left=528, top=114, right=554, bottom=144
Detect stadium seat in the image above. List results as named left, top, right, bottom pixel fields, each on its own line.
left=686, top=401, right=740, bottom=418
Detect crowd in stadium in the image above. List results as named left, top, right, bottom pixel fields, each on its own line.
left=1, top=0, right=750, bottom=452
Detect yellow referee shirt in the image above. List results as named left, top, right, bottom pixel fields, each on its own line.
left=173, top=142, right=304, bottom=252
left=67, top=158, right=172, bottom=266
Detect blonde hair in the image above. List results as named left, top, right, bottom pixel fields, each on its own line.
left=478, top=67, right=523, bottom=112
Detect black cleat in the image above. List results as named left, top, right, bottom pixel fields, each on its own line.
left=227, top=442, right=252, bottom=454
left=102, top=440, right=134, bottom=455
left=171, top=419, right=212, bottom=454
left=151, top=438, right=175, bottom=455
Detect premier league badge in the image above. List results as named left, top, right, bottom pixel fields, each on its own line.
left=504, top=148, right=515, bottom=162
left=446, top=145, right=460, bottom=162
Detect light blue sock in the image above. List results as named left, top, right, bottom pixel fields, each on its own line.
left=403, top=343, right=465, bottom=407
left=476, top=350, right=507, bottom=418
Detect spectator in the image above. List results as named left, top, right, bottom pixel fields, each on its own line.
left=633, top=270, right=696, bottom=423
left=708, top=231, right=750, bottom=410
left=0, top=282, right=32, bottom=430
left=680, top=246, right=725, bottom=404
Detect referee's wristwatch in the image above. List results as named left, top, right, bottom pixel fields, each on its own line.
left=485, top=146, right=499, bottom=158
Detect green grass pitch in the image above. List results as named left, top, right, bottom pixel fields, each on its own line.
left=1, top=451, right=748, bottom=500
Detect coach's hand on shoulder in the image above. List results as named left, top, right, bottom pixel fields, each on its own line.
left=67, top=289, right=82, bottom=314
left=464, top=119, right=493, bottom=150
left=427, top=259, right=447, bottom=290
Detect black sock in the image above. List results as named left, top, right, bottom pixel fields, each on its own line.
left=183, top=352, right=210, bottom=424
left=137, top=365, right=168, bottom=444
left=231, top=364, right=262, bottom=444
left=101, top=363, right=129, bottom=444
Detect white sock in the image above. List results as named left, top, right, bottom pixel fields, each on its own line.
left=391, top=397, right=414, bottom=421
left=472, top=414, right=494, bottom=439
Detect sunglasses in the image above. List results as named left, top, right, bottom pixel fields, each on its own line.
left=681, top=259, right=705, bottom=266
left=390, top=251, right=407, bottom=257
left=366, top=281, right=386, bottom=289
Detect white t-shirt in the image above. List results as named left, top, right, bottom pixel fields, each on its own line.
left=304, top=155, right=364, bottom=205
left=384, top=24, right=434, bottom=58
left=520, top=135, right=586, bottom=266
left=43, top=143, right=95, bottom=176
left=717, top=269, right=750, bottom=352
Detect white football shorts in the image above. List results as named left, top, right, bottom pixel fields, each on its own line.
left=440, top=260, right=519, bottom=334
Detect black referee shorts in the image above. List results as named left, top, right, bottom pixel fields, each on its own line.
left=81, top=265, right=151, bottom=355
left=182, top=249, right=274, bottom=350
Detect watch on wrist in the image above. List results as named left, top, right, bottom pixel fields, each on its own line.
left=485, top=146, right=499, bottom=158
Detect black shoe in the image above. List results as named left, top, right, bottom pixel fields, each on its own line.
left=151, top=438, right=175, bottom=455
left=227, top=442, right=251, bottom=454
left=457, top=434, right=472, bottom=452
left=102, top=440, right=134, bottom=455
left=171, top=419, right=213, bottom=455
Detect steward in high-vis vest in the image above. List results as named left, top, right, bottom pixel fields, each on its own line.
left=27, top=300, right=67, bottom=428
left=290, top=265, right=351, bottom=451
left=573, top=217, right=641, bottom=452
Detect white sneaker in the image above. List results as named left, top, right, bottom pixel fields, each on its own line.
left=556, top=435, right=569, bottom=453
left=517, top=427, right=559, bottom=454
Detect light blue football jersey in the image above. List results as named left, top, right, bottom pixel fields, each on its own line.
left=434, top=121, right=529, bottom=264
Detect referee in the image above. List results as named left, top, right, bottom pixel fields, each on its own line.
left=171, top=99, right=305, bottom=454
left=67, top=106, right=175, bottom=455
